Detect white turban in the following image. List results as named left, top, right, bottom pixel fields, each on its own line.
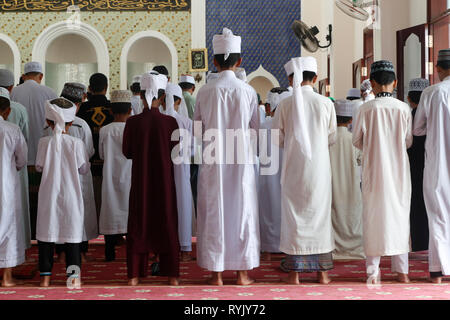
left=284, top=60, right=294, bottom=76
left=165, top=83, right=189, bottom=119
left=45, top=99, right=76, bottom=151
left=140, top=72, right=168, bottom=108
left=302, top=56, right=318, bottom=74
left=213, top=28, right=241, bottom=61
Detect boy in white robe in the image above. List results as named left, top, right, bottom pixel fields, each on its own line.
left=130, top=76, right=143, bottom=116
left=99, top=90, right=133, bottom=262
left=353, top=60, right=412, bottom=284
left=36, top=98, right=90, bottom=287
left=330, top=100, right=364, bottom=260
left=161, top=83, right=194, bottom=262
left=0, top=89, right=28, bottom=287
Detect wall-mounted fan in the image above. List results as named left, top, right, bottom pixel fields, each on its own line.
left=292, top=20, right=332, bottom=53
left=335, top=0, right=377, bottom=21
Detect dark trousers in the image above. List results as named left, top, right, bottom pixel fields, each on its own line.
left=55, top=241, right=89, bottom=255
left=190, top=164, right=199, bottom=217
left=127, top=249, right=180, bottom=279
left=104, top=234, right=124, bottom=261
left=38, top=241, right=81, bottom=276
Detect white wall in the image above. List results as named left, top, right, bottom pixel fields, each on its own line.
left=0, top=40, right=14, bottom=67
left=46, top=34, right=97, bottom=63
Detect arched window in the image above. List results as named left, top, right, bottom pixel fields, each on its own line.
left=0, top=34, right=21, bottom=85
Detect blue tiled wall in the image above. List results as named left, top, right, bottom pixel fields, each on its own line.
left=206, top=0, right=301, bottom=88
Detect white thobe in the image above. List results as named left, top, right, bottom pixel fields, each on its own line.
left=11, top=80, right=57, bottom=165
left=166, top=111, right=194, bottom=251
left=44, top=117, right=98, bottom=241
left=0, top=116, right=27, bottom=268
left=413, top=75, right=450, bottom=275
left=131, top=95, right=143, bottom=116
left=353, top=96, right=413, bottom=257
left=35, top=135, right=90, bottom=243
left=258, top=117, right=283, bottom=253
left=330, top=127, right=364, bottom=260
left=8, top=101, right=31, bottom=249
left=194, top=70, right=260, bottom=272
left=99, top=122, right=132, bottom=235
left=274, top=86, right=337, bottom=255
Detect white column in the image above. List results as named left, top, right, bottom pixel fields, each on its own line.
left=191, top=0, right=206, bottom=91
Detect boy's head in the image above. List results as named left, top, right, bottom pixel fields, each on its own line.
left=23, top=62, right=43, bottom=84
left=0, top=69, right=15, bottom=93
left=179, top=75, right=196, bottom=93
left=46, top=98, right=76, bottom=131
left=334, top=99, right=353, bottom=125
left=407, top=78, right=430, bottom=107
left=89, top=73, right=108, bottom=95
left=370, top=60, right=397, bottom=94
left=139, top=72, right=168, bottom=109
left=0, top=87, right=11, bottom=120
left=213, top=28, right=242, bottom=71
left=153, top=65, right=169, bottom=78
left=164, top=83, right=184, bottom=113
left=286, top=57, right=318, bottom=86
left=347, top=88, right=361, bottom=101
left=437, top=49, right=450, bottom=81
left=110, top=90, right=132, bottom=120
left=60, top=82, right=87, bottom=113
left=130, top=75, right=142, bottom=95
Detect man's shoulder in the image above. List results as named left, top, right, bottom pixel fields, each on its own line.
left=1, top=119, right=20, bottom=133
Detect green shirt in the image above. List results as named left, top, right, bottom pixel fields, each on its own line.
left=183, top=91, right=196, bottom=120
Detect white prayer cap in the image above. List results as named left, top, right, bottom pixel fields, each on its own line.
left=361, top=79, right=372, bottom=93
left=179, top=75, right=196, bottom=85
left=140, top=71, right=168, bottom=107
left=334, top=99, right=354, bottom=117
left=213, top=28, right=241, bottom=60
left=0, top=87, right=10, bottom=102
left=206, top=72, right=220, bottom=83
left=347, top=88, right=361, bottom=99
left=0, top=69, right=14, bottom=87
left=301, top=56, right=318, bottom=74
left=284, top=60, right=294, bottom=76
left=132, top=75, right=142, bottom=84
left=166, top=83, right=183, bottom=99
left=409, top=78, right=430, bottom=92
left=110, top=90, right=132, bottom=104
left=45, top=98, right=77, bottom=150
left=235, top=68, right=247, bottom=82
left=165, top=83, right=189, bottom=118
left=24, top=61, right=43, bottom=74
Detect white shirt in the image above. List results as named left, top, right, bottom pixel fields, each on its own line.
left=0, top=116, right=27, bottom=268
left=11, top=80, right=58, bottom=165
left=131, top=95, right=143, bottom=116
left=99, top=122, right=132, bottom=235
left=194, top=70, right=260, bottom=272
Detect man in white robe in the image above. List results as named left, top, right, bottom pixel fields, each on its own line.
left=330, top=100, right=364, bottom=260
left=0, top=89, right=28, bottom=287
left=0, top=70, right=31, bottom=250
left=99, top=90, right=133, bottom=262
left=353, top=60, right=412, bottom=284
left=130, top=75, right=143, bottom=116
left=413, top=48, right=450, bottom=284
left=162, top=83, right=194, bottom=262
left=194, top=28, right=260, bottom=286
left=274, top=57, right=336, bottom=285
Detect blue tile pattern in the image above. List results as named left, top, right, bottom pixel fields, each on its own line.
left=206, top=0, right=301, bottom=88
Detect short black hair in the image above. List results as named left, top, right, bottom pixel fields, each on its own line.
left=214, top=53, right=241, bottom=69
left=0, top=96, right=10, bottom=112
left=89, top=73, right=108, bottom=93
left=270, top=87, right=289, bottom=94
left=303, top=71, right=316, bottom=82
left=437, top=60, right=450, bottom=70
left=140, top=89, right=166, bottom=102
left=337, top=115, right=352, bottom=124
left=370, top=71, right=396, bottom=85
left=25, top=72, right=41, bottom=77
left=111, top=103, right=131, bottom=115
left=179, top=82, right=195, bottom=91
left=174, top=96, right=181, bottom=103
left=130, top=83, right=141, bottom=94
left=19, top=76, right=24, bottom=85
left=408, top=91, right=423, bottom=105
left=153, top=65, right=169, bottom=76
left=347, top=97, right=360, bottom=101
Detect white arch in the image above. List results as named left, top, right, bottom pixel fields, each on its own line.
left=32, top=21, right=109, bottom=85
left=0, top=34, right=21, bottom=85
left=247, top=65, right=280, bottom=88
left=120, top=30, right=178, bottom=89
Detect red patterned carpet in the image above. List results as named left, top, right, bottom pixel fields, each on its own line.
left=1, top=238, right=449, bottom=300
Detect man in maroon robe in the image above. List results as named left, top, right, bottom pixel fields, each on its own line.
left=123, top=72, right=180, bottom=286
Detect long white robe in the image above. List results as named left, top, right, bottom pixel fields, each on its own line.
left=330, top=127, right=365, bottom=260
left=166, top=110, right=193, bottom=251
left=274, top=86, right=337, bottom=255
left=353, top=96, right=413, bottom=257
left=98, top=122, right=132, bottom=235
left=11, top=80, right=57, bottom=165
left=8, top=101, right=31, bottom=249
left=35, top=135, right=90, bottom=243
left=258, top=117, right=283, bottom=253
left=131, top=95, right=143, bottom=116
left=44, top=117, right=98, bottom=241
left=413, top=75, right=450, bottom=274
left=0, top=116, right=27, bottom=268
left=194, top=70, right=260, bottom=272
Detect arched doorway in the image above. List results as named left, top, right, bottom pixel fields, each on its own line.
left=248, top=65, right=280, bottom=103
left=0, top=34, right=21, bottom=85
left=120, top=31, right=178, bottom=89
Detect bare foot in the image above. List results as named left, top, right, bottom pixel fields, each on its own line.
left=181, top=252, right=195, bottom=262
left=430, top=276, right=443, bottom=284
left=397, top=273, right=410, bottom=283
left=128, top=277, right=139, bottom=286
left=237, top=271, right=255, bottom=286
left=262, top=252, right=272, bottom=262
left=283, top=271, right=300, bottom=285
left=56, top=252, right=66, bottom=264
left=318, top=271, right=332, bottom=285
left=208, top=272, right=223, bottom=286
left=40, top=276, right=51, bottom=287
left=1, top=278, right=18, bottom=287
left=367, top=276, right=381, bottom=285
left=168, top=277, right=179, bottom=286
